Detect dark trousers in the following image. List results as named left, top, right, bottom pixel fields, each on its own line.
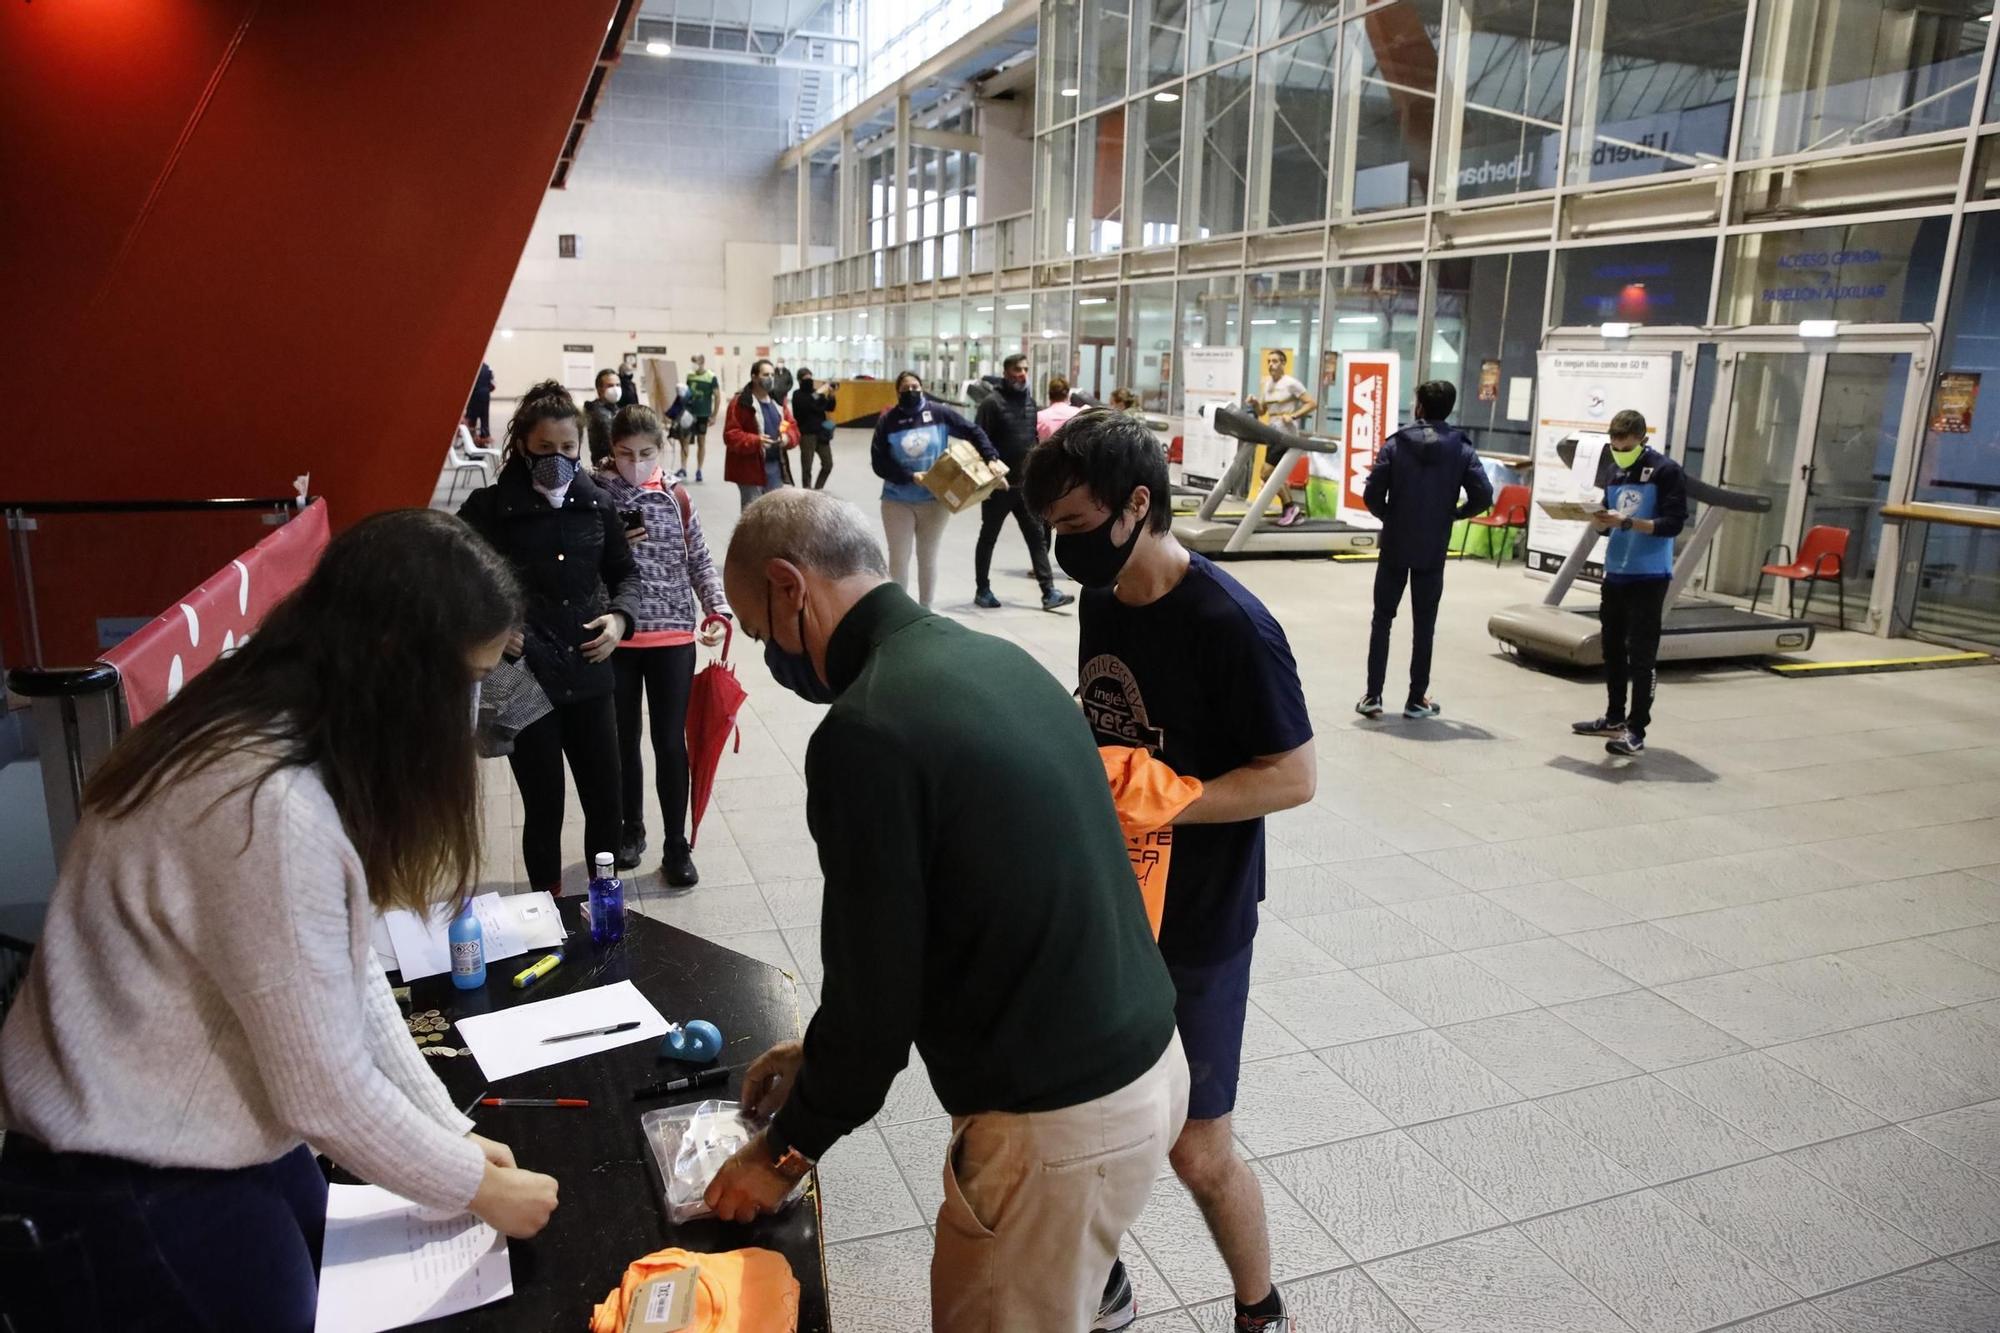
left=0, top=1140, right=325, bottom=1333
left=466, top=394, right=490, bottom=437
left=801, top=432, right=834, bottom=488
left=1366, top=560, right=1445, bottom=705
left=613, top=643, right=696, bottom=851
left=507, top=691, right=621, bottom=888
left=1601, top=578, right=1668, bottom=733
left=973, top=485, right=1054, bottom=592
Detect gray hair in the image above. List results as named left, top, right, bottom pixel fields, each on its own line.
left=726, top=489, right=888, bottom=580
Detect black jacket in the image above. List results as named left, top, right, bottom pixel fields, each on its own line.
left=584, top=397, right=619, bottom=466
left=1363, top=421, right=1496, bottom=570
left=974, top=383, right=1039, bottom=468
left=791, top=382, right=837, bottom=438
left=459, top=460, right=640, bottom=704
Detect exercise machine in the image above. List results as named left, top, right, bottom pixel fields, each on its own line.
left=1488, top=441, right=1816, bottom=665
left=1172, top=406, right=1379, bottom=557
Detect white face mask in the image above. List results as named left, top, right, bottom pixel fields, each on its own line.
left=616, top=455, right=660, bottom=487
left=604, top=385, right=623, bottom=403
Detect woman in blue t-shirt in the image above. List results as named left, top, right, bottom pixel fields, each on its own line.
left=868, top=370, right=1000, bottom=608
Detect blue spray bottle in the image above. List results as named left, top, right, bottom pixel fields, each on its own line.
left=449, top=902, right=486, bottom=989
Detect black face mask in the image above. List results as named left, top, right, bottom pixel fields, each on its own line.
left=898, top=389, right=922, bottom=412
left=761, top=584, right=838, bottom=705
left=798, top=376, right=814, bottom=391
left=1054, top=497, right=1145, bottom=589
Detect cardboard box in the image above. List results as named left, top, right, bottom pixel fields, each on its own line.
left=921, top=441, right=1009, bottom=513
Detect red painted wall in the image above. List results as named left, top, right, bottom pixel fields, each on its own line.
left=0, top=1, right=618, bottom=664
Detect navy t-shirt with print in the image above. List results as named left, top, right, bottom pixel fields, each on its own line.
left=1077, top=552, right=1314, bottom=966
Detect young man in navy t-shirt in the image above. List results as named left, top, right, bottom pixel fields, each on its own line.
left=1025, top=411, right=1316, bottom=1333
left=1573, top=408, right=1688, bottom=757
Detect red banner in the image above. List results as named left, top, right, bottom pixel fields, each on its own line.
left=1340, top=352, right=1399, bottom=530
left=102, top=500, right=331, bottom=724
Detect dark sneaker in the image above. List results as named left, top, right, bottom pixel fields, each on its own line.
left=1607, top=729, right=1646, bottom=757
left=1404, top=696, right=1442, bottom=719
left=615, top=826, right=646, bottom=871
left=1355, top=694, right=1385, bottom=718
left=674, top=468, right=688, bottom=480
left=1571, top=715, right=1626, bottom=737
left=1092, top=1260, right=1136, bottom=1331
left=1235, top=1310, right=1290, bottom=1332
left=663, top=843, right=699, bottom=889
left=1041, top=587, right=1076, bottom=611
left=694, top=469, right=704, bottom=483
left=974, top=588, right=1002, bottom=609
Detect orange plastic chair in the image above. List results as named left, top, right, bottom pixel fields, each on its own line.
left=1754, top=524, right=1850, bottom=630
left=1455, top=483, right=1531, bottom=566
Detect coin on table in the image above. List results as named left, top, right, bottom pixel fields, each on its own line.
left=420, top=1010, right=442, bottom=1019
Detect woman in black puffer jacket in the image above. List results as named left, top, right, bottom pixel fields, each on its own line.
left=460, top=380, right=641, bottom=893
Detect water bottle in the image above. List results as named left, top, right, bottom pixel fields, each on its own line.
left=449, top=903, right=486, bottom=989
left=587, top=852, right=626, bottom=945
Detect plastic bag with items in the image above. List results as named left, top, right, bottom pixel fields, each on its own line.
left=641, top=1100, right=810, bottom=1225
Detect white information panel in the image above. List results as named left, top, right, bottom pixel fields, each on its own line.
left=1527, top=351, right=1675, bottom=575
left=1180, top=345, right=1245, bottom=489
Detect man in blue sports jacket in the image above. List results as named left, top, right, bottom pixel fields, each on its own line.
left=1572, top=408, right=1689, bottom=758
left=1356, top=379, right=1495, bottom=721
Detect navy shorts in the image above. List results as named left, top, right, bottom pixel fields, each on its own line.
left=1166, top=940, right=1254, bottom=1122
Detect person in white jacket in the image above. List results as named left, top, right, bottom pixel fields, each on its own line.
left=0, top=508, right=558, bottom=1332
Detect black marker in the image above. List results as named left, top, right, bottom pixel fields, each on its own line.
left=631, top=1066, right=731, bottom=1101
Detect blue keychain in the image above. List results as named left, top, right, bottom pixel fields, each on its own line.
left=660, top=1019, right=723, bottom=1064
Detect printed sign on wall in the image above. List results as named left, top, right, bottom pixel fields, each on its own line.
left=1180, top=345, right=1246, bottom=488
left=1337, top=352, right=1397, bottom=531
left=1527, top=351, right=1675, bottom=575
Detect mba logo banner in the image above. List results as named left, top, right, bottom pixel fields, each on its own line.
left=1338, top=352, right=1398, bottom=531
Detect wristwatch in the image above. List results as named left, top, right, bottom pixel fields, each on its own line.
left=763, top=1126, right=815, bottom=1180
left=1619, top=516, right=1634, bottom=532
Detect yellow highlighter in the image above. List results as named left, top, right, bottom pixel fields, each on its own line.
left=512, top=952, right=563, bottom=990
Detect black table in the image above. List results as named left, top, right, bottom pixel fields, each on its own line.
left=390, top=900, right=828, bottom=1331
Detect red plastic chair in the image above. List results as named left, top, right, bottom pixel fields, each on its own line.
left=1754, top=524, right=1850, bottom=630
left=1455, top=483, right=1531, bottom=566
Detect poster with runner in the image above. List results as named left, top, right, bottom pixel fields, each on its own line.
left=1337, top=352, right=1397, bottom=531
left=1527, top=351, right=1675, bottom=575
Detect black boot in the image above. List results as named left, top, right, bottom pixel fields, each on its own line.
left=615, top=824, right=646, bottom=871
left=663, top=841, right=699, bottom=889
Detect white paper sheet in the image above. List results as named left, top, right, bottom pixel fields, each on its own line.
left=455, top=979, right=669, bottom=1082
left=381, top=892, right=566, bottom=981
left=1506, top=376, right=1533, bottom=422
left=314, top=1184, right=510, bottom=1333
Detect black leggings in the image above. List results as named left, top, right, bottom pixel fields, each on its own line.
left=1601, top=578, right=1669, bottom=733
left=973, top=485, right=1054, bottom=591
left=613, top=644, right=696, bottom=850
left=506, top=692, right=621, bottom=888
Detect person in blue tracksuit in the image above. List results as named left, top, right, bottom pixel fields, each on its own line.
left=1356, top=379, right=1494, bottom=721
left=870, top=371, right=999, bottom=609
left=1572, top=409, right=1689, bottom=757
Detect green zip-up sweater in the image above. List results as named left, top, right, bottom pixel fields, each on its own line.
left=769, top=584, right=1178, bottom=1163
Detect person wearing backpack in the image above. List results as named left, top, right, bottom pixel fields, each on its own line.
left=1356, top=379, right=1495, bottom=721
left=597, top=406, right=730, bottom=888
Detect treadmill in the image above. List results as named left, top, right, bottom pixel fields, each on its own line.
left=1172, top=405, right=1380, bottom=557
left=1488, top=440, right=1816, bottom=666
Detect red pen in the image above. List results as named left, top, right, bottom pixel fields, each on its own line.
left=478, top=1097, right=589, bottom=1108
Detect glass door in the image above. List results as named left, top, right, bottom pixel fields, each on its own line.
left=1708, top=351, right=1812, bottom=601
left=1804, top=353, right=1909, bottom=592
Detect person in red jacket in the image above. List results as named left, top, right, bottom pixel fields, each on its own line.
left=723, top=359, right=799, bottom=512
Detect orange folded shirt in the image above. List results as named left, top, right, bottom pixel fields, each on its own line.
left=1099, top=746, right=1204, bottom=939
left=589, top=1246, right=799, bottom=1333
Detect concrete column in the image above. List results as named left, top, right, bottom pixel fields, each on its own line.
left=892, top=92, right=911, bottom=249
left=796, top=159, right=810, bottom=258
left=839, top=128, right=857, bottom=257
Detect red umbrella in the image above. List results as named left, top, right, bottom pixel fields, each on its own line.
left=685, top=614, right=749, bottom=848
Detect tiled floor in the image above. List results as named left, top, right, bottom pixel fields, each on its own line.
left=441, top=435, right=2000, bottom=1331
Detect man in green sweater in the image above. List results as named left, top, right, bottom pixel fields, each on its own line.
left=705, top=489, right=1187, bottom=1331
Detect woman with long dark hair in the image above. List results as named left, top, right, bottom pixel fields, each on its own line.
left=459, top=380, right=641, bottom=894
left=722, top=357, right=799, bottom=511
left=0, top=509, right=560, bottom=1331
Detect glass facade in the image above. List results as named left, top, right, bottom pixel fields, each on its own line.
left=772, top=0, right=2000, bottom=643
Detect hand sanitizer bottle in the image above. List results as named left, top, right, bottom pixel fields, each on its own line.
left=449, top=903, right=485, bottom=990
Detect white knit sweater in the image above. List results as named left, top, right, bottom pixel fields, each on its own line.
left=0, top=749, right=486, bottom=1212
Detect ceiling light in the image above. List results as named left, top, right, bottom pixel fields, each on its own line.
left=1078, top=296, right=1109, bottom=305
left=1337, top=314, right=1379, bottom=325
left=1600, top=321, right=1632, bottom=339
left=645, top=39, right=672, bottom=56
left=499, top=328, right=515, bottom=339
left=1154, top=91, right=1180, bottom=103
left=1060, top=87, right=1080, bottom=97
left=1006, top=302, right=1030, bottom=310
left=976, top=305, right=994, bottom=312
left=1250, top=318, right=1278, bottom=325
left=1799, top=319, right=1839, bottom=338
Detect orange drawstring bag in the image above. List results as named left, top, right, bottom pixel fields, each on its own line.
left=589, top=1246, right=799, bottom=1333
left=1099, top=746, right=1203, bottom=939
